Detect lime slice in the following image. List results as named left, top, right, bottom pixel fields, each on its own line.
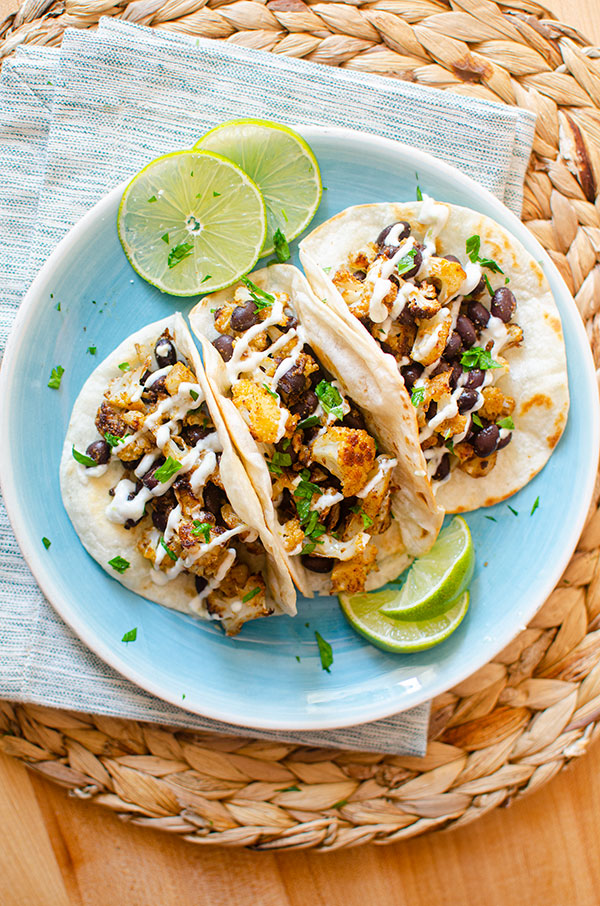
left=379, top=516, right=474, bottom=620
left=338, top=590, right=470, bottom=653
left=118, top=150, right=266, bottom=296
left=194, top=119, right=321, bottom=256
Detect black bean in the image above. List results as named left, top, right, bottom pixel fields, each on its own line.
left=497, top=431, right=512, bottom=450
left=124, top=515, right=144, bottom=530
left=342, top=410, right=366, bottom=430
left=396, top=306, right=416, bottom=326
left=442, top=254, right=461, bottom=264
left=353, top=271, right=366, bottom=282
left=127, top=480, right=143, bottom=501
left=203, top=482, right=223, bottom=516
left=182, top=424, right=211, bottom=447
left=155, top=336, right=177, bottom=368
left=444, top=331, right=463, bottom=361
left=467, top=300, right=490, bottom=329
left=427, top=401, right=438, bottom=420
left=471, top=275, right=487, bottom=297
left=86, top=439, right=111, bottom=465
left=449, top=362, right=463, bottom=389
left=195, top=575, right=208, bottom=594
left=292, top=389, right=318, bottom=420
left=430, top=361, right=452, bottom=378
left=141, top=375, right=166, bottom=402
left=230, top=300, right=260, bottom=332
left=401, top=363, right=423, bottom=392
left=142, top=462, right=164, bottom=491
left=456, top=314, right=477, bottom=348
left=277, top=363, right=306, bottom=401
left=464, top=368, right=484, bottom=389
left=151, top=492, right=176, bottom=531
left=301, top=554, right=334, bottom=573
left=140, top=369, right=152, bottom=385
left=212, top=334, right=234, bottom=362
left=398, top=247, right=422, bottom=280
left=457, top=389, right=479, bottom=413
left=283, top=315, right=298, bottom=332
left=474, top=424, right=499, bottom=457
left=376, top=221, right=410, bottom=248
left=123, top=455, right=143, bottom=472
left=433, top=453, right=450, bottom=482
left=491, top=287, right=516, bottom=323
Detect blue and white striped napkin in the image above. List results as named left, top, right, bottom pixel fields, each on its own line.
left=0, top=19, right=536, bottom=755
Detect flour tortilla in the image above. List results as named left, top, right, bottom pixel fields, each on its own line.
left=299, top=202, right=570, bottom=512
left=60, top=313, right=296, bottom=618
left=189, top=265, right=442, bottom=595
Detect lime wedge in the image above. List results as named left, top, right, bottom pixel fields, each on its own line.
left=379, top=516, right=474, bottom=621
left=194, top=119, right=321, bottom=256
left=118, top=150, right=266, bottom=296
left=338, top=590, right=470, bottom=653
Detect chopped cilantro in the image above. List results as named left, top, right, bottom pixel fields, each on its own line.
left=55, top=301, right=61, bottom=312
left=191, top=521, right=212, bottom=544
left=241, top=276, right=275, bottom=311
left=411, top=386, right=425, bottom=407
left=262, top=383, right=279, bottom=399
left=298, top=415, right=320, bottom=430
left=87, top=346, right=96, bottom=355
left=278, top=784, right=301, bottom=792
left=281, top=208, right=288, bottom=223
left=109, top=556, right=130, bottom=574
left=446, top=439, right=454, bottom=453
left=161, top=233, right=169, bottom=244
left=416, top=185, right=423, bottom=202
left=507, top=505, right=519, bottom=516
left=471, top=413, right=483, bottom=428
left=295, top=497, right=311, bottom=522
left=189, top=389, right=199, bottom=401
left=397, top=248, right=417, bottom=276
left=267, top=460, right=283, bottom=475
left=315, top=631, right=333, bottom=673
left=213, top=191, right=221, bottom=197
left=478, top=257, right=504, bottom=274
left=242, top=586, right=261, bottom=603
left=42, top=537, right=51, bottom=550
left=148, top=195, right=158, bottom=203
left=460, top=346, right=502, bottom=371
left=273, top=228, right=290, bottom=262
left=294, top=477, right=322, bottom=502
left=201, top=274, right=212, bottom=283
left=272, top=451, right=292, bottom=468
left=282, top=438, right=290, bottom=450
left=167, top=242, right=193, bottom=269
left=104, top=432, right=126, bottom=448
left=530, top=496, right=540, bottom=516
left=351, top=505, right=373, bottom=528
left=118, top=362, right=131, bottom=372
left=485, top=515, right=497, bottom=522
left=483, top=274, right=494, bottom=296
left=48, top=365, right=64, bottom=389
left=315, top=380, right=344, bottom=421
left=154, top=456, right=182, bottom=483
left=497, top=416, right=515, bottom=430
left=301, top=540, right=317, bottom=555
left=72, top=445, right=97, bottom=467
left=332, top=799, right=348, bottom=809
left=160, top=538, right=178, bottom=561
left=323, top=266, right=332, bottom=274
left=121, top=626, right=137, bottom=642
left=466, top=234, right=504, bottom=274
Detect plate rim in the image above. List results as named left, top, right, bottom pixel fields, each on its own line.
left=1, top=124, right=598, bottom=730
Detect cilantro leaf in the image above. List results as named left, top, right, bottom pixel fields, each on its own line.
left=460, top=346, right=502, bottom=371
left=104, top=432, right=126, bottom=448
left=478, top=257, right=504, bottom=274
left=497, top=416, right=515, bottom=430
left=121, top=626, right=137, bottom=642
left=201, top=274, right=212, bottom=283
left=242, top=586, right=262, bottom=603
left=298, top=415, right=320, bottom=429
left=241, top=276, right=275, bottom=311
left=118, top=362, right=130, bottom=372
left=263, top=383, right=278, bottom=399
left=48, top=365, right=64, bottom=389
left=189, top=389, right=199, bottom=402
left=109, top=556, right=130, bottom=574
left=416, top=184, right=423, bottom=202
left=507, top=505, right=519, bottom=517
left=42, top=537, right=51, bottom=550
left=471, top=413, right=483, bottom=428
left=213, top=191, right=221, bottom=197
left=315, top=380, right=344, bottom=421
left=530, top=496, right=540, bottom=516
left=466, top=235, right=481, bottom=262
left=191, top=521, right=212, bottom=544
left=397, top=248, right=417, bottom=276
left=273, top=228, right=291, bottom=263
left=272, top=451, right=292, bottom=468
left=161, top=233, right=169, bottom=244
left=483, top=274, right=494, bottom=296
left=154, top=456, right=182, bottom=483
left=160, top=537, right=178, bottom=561
left=411, top=386, right=425, bottom=407
left=167, top=242, right=194, bottom=269
left=267, top=460, right=282, bottom=475
left=72, top=445, right=97, bottom=468
left=87, top=346, right=96, bottom=355
left=485, top=515, right=497, bottom=522
left=315, top=631, right=333, bottom=673
left=148, top=196, right=158, bottom=203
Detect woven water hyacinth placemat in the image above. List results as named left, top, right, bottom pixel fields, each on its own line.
left=1, top=0, right=600, bottom=852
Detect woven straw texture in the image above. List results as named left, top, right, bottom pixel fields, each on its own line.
left=2, top=0, right=600, bottom=852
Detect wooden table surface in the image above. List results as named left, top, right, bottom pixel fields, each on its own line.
left=2, top=1, right=600, bottom=903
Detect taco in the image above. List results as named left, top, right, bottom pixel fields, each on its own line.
left=299, top=199, right=570, bottom=512
left=60, top=313, right=296, bottom=635
left=189, top=264, right=443, bottom=596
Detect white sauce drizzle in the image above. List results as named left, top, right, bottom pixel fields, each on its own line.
left=356, top=456, right=397, bottom=499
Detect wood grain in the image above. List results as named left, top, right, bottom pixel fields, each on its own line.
left=2, top=1, right=600, bottom=904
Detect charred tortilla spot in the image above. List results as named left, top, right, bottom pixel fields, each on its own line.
left=547, top=411, right=567, bottom=449
left=521, top=393, right=553, bottom=415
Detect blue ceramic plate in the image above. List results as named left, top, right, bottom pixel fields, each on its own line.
left=1, top=127, right=597, bottom=730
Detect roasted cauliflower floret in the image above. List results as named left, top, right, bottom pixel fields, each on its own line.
left=348, top=242, right=378, bottom=272
left=206, top=580, right=272, bottom=636
left=479, top=386, right=515, bottom=422
left=104, top=366, right=146, bottom=412
left=406, top=282, right=442, bottom=320
left=411, top=307, right=453, bottom=366
left=437, top=412, right=467, bottom=439
left=425, top=257, right=466, bottom=301
left=330, top=543, right=378, bottom=595
left=214, top=303, right=235, bottom=334
left=360, top=460, right=395, bottom=533
left=231, top=379, right=285, bottom=444
left=164, top=361, right=197, bottom=396
left=332, top=269, right=369, bottom=318
left=281, top=517, right=305, bottom=553
left=379, top=321, right=416, bottom=359
left=310, top=427, right=376, bottom=496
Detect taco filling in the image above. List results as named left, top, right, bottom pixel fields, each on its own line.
left=321, top=199, right=523, bottom=485
left=74, top=327, right=274, bottom=634
left=209, top=279, right=399, bottom=595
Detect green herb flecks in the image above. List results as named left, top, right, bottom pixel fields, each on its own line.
left=161, top=233, right=169, bottom=244
left=281, top=208, right=288, bottom=223
left=315, top=631, right=333, bottom=673
left=497, top=416, right=515, bottom=430
left=460, top=346, right=502, bottom=372
left=201, top=274, right=213, bottom=283
left=411, top=386, right=425, bottom=407
left=42, top=537, right=51, bottom=550
left=507, top=505, right=519, bottom=517
left=104, top=432, right=128, bottom=448
left=446, top=439, right=454, bottom=454
left=213, top=191, right=221, bottom=197
left=167, top=242, right=193, bottom=269
left=160, top=538, right=178, bottom=561
left=485, top=515, right=497, bottom=522
left=466, top=234, right=504, bottom=275
left=272, top=451, right=292, bottom=468
left=148, top=196, right=158, bottom=203
left=298, top=415, right=320, bottom=430
left=109, top=556, right=130, bottom=574
left=118, top=362, right=131, bottom=372
left=471, top=413, right=483, bottom=428
left=191, top=521, right=212, bottom=544
left=87, top=346, right=96, bottom=355
left=189, top=389, right=199, bottom=402
left=121, top=627, right=137, bottom=642
left=397, top=248, right=417, bottom=276
left=273, top=228, right=291, bottom=263
left=154, top=456, right=182, bottom=483
left=416, top=185, right=423, bottom=202
left=530, top=496, right=540, bottom=516
left=242, top=276, right=275, bottom=312
left=242, top=586, right=262, bottom=603
left=315, top=380, right=344, bottom=421
left=72, top=445, right=97, bottom=468
left=262, top=383, right=279, bottom=399
left=48, top=365, right=64, bottom=389
left=351, top=504, right=373, bottom=529
left=55, top=301, right=61, bottom=312
left=483, top=274, right=494, bottom=296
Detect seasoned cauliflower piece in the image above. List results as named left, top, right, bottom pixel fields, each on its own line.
left=164, top=362, right=198, bottom=396
left=214, top=303, right=235, bottom=334
left=310, top=427, right=376, bottom=496
left=479, top=386, right=515, bottom=422
left=412, top=307, right=453, bottom=366
left=281, top=518, right=304, bottom=553
left=379, top=322, right=416, bottom=359
left=425, top=257, right=466, bottom=301
left=231, top=379, right=285, bottom=444
left=360, top=463, right=394, bottom=534
left=332, top=269, right=369, bottom=319
left=437, top=412, right=467, bottom=438
left=348, top=242, right=378, bottom=271
left=104, top=366, right=146, bottom=412
left=505, top=323, right=523, bottom=349
left=206, top=571, right=271, bottom=636
left=406, top=282, right=441, bottom=320
left=330, top=543, right=378, bottom=595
